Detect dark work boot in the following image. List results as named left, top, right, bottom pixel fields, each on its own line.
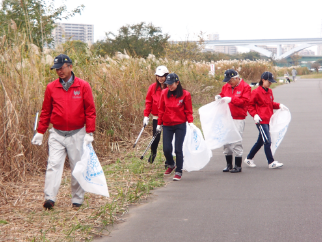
left=230, top=157, right=242, bottom=173
left=223, top=155, right=233, bottom=172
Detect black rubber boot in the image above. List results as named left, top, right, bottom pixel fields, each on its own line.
left=223, top=155, right=233, bottom=172
left=230, top=157, right=242, bottom=173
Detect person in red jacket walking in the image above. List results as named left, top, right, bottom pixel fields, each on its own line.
left=157, top=73, right=195, bottom=181
left=31, top=54, right=96, bottom=209
left=215, top=69, right=251, bottom=173
left=143, top=65, right=169, bottom=163
left=245, top=71, right=288, bottom=169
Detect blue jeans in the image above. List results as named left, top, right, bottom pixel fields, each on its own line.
left=247, top=124, right=274, bottom=164
left=163, top=123, right=186, bottom=175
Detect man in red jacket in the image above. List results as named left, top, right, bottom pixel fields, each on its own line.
left=215, top=69, right=251, bottom=173
left=31, top=54, right=96, bottom=209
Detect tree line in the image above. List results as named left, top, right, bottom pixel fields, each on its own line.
left=0, top=0, right=298, bottom=63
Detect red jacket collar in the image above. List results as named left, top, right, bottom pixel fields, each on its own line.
left=53, top=76, right=81, bottom=88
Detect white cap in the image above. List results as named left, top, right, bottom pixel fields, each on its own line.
left=155, top=66, right=169, bottom=76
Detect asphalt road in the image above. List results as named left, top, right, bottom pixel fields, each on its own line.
left=96, top=78, right=322, bottom=242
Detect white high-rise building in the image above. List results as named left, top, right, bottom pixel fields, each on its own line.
left=52, top=23, right=94, bottom=46
left=207, top=33, right=237, bottom=55
left=282, top=44, right=296, bottom=54
left=214, top=45, right=237, bottom=55
left=298, top=49, right=315, bottom=56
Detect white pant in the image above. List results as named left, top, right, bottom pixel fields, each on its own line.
left=44, top=127, right=85, bottom=204
left=223, top=119, right=245, bottom=157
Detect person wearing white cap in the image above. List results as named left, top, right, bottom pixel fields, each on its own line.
left=143, top=65, right=169, bottom=164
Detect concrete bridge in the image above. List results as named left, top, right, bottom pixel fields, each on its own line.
left=204, top=38, right=322, bottom=60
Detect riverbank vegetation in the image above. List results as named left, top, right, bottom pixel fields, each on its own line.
left=0, top=2, right=310, bottom=240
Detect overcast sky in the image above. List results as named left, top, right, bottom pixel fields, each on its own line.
left=56, top=0, right=322, bottom=53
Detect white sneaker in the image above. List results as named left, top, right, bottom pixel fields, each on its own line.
left=268, top=161, right=283, bottom=169
left=244, top=158, right=256, bottom=167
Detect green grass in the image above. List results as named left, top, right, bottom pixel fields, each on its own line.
left=300, top=73, right=322, bottom=79
left=0, top=220, right=8, bottom=225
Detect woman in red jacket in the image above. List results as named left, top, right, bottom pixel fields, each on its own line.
left=143, top=65, right=169, bottom=163
left=157, top=73, right=195, bottom=181
left=245, top=71, right=288, bottom=169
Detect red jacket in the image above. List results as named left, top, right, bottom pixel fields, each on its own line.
left=219, top=79, right=251, bottom=119
left=158, top=89, right=193, bottom=126
left=37, top=76, right=96, bottom=134
left=248, top=86, right=280, bottom=124
left=144, top=82, right=164, bottom=117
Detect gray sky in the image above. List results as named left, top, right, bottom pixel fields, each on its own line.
left=57, top=0, right=322, bottom=53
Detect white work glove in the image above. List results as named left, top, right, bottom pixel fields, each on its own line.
left=254, top=114, right=262, bottom=124
left=188, top=123, right=197, bottom=130
left=215, top=95, right=222, bottom=101
left=31, top=133, right=43, bottom=145
left=221, top=97, right=231, bottom=104
left=156, top=125, right=162, bottom=132
left=143, top=116, right=149, bottom=126
left=84, top=133, right=94, bottom=146
left=279, top=104, right=288, bottom=111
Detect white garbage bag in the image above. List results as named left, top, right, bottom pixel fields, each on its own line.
left=199, top=100, right=242, bottom=150
left=270, top=109, right=291, bottom=156
left=172, top=134, right=176, bottom=156
left=72, top=143, right=109, bottom=197
left=183, top=124, right=212, bottom=172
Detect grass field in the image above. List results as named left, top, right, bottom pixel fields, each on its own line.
left=299, top=72, right=322, bottom=79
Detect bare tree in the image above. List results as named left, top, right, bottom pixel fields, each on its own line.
left=311, top=62, right=320, bottom=72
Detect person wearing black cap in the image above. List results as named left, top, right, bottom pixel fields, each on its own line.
left=31, top=54, right=96, bottom=209
left=215, top=69, right=251, bottom=173
left=245, top=71, right=288, bottom=169
left=157, top=73, right=195, bottom=181
left=143, top=65, right=169, bottom=164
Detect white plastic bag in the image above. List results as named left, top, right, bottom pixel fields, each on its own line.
left=199, top=100, right=242, bottom=150
left=72, top=143, right=109, bottom=197
left=270, top=109, right=291, bottom=156
left=183, top=124, right=212, bottom=172
left=172, top=134, right=176, bottom=156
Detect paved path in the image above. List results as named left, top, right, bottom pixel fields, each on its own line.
left=96, top=78, right=322, bottom=242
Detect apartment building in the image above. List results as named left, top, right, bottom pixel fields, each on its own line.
left=52, top=23, right=94, bottom=46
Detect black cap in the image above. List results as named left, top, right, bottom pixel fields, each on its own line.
left=261, top=71, right=276, bottom=83
left=223, top=69, right=238, bottom=82
left=51, top=54, right=72, bottom=70
left=164, top=73, right=179, bottom=85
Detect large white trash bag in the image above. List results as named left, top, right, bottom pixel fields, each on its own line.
left=72, top=143, right=109, bottom=197
left=183, top=124, right=212, bottom=172
left=199, top=100, right=242, bottom=150
left=270, top=109, right=291, bottom=156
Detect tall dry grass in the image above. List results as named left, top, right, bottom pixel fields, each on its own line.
left=0, top=34, right=281, bottom=204
left=274, top=66, right=310, bottom=76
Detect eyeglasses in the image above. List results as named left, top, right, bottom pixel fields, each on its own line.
left=56, top=65, right=70, bottom=72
